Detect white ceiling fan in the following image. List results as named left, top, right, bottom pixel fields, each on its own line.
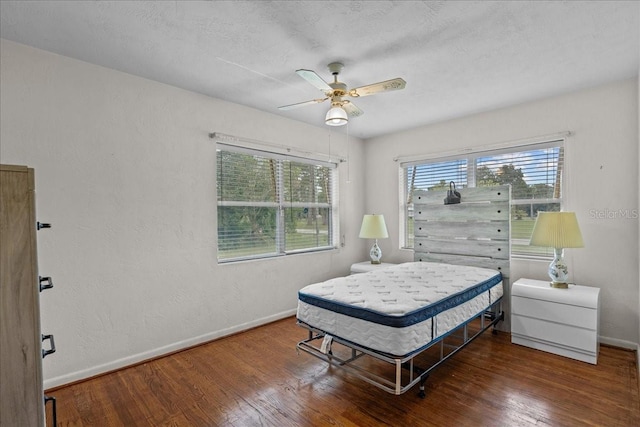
left=279, top=62, right=406, bottom=126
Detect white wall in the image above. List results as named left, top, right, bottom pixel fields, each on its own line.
left=0, top=40, right=368, bottom=388
left=365, top=78, right=640, bottom=346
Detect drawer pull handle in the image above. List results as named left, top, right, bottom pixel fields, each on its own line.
left=42, top=334, right=56, bottom=358
left=44, top=395, right=57, bottom=427
left=37, top=222, right=52, bottom=230
left=39, top=276, right=54, bottom=292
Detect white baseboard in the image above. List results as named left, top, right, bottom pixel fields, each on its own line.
left=598, top=336, right=640, bottom=377
left=599, top=335, right=639, bottom=350
left=44, top=308, right=297, bottom=390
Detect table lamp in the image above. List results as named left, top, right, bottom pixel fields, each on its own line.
left=359, top=214, right=389, bottom=264
left=529, top=211, right=584, bottom=288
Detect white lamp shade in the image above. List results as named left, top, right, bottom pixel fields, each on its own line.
left=530, top=212, right=584, bottom=248
left=359, top=214, right=389, bottom=239
left=325, top=106, right=348, bottom=126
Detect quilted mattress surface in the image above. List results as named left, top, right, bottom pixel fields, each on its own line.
left=297, top=261, right=502, bottom=356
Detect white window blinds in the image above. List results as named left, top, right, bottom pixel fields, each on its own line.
left=402, top=140, right=564, bottom=257
left=217, top=144, right=337, bottom=262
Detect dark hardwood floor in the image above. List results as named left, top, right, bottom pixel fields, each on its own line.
left=46, top=317, right=639, bottom=426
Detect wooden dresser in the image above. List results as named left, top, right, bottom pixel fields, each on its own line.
left=1, top=165, right=55, bottom=426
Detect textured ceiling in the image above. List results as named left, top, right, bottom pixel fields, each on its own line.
left=1, top=1, right=638, bottom=139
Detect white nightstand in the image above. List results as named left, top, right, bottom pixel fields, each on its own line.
left=350, top=261, right=395, bottom=274
left=511, top=278, right=600, bottom=364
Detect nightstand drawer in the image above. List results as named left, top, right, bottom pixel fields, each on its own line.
left=511, top=315, right=597, bottom=353
left=512, top=295, right=597, bottom=330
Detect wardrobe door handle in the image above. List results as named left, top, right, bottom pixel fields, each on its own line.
left=42, top=334, right=56, bottom=358
left=37, top=222, right=51, bottom=230
left=39, top=276, right=54, bottom=292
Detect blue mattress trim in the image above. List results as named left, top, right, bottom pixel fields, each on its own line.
left=298, top=272, right=502, bottom=328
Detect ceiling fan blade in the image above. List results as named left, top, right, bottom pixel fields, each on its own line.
left=349, top=77, right=406, bottom=97
left=278, top=98, right=328, bottom=110
left=343, top=102, right=364, bottom=118
left=296, top=69, right=332, bottom=92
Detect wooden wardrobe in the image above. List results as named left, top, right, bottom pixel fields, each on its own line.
left=1, top=164, right=53, bottom=426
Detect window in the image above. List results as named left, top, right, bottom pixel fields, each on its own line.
left=217, top=144, right=337, bottom=262
left=402, top=140, right=564, bottom=257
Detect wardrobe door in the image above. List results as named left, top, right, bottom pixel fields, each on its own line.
left=0, top=165, right=44, bottom=427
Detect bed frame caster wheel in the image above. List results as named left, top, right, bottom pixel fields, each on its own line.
left=418, top=386, right=426, bottom=399
left=416, top=373, right=428, bottom=398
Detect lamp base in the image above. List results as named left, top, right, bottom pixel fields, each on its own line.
left=549, top=281, right=569, bottom=289
left=547, top=247, right=569, bottom=286
left=369, top=240, right=382, bottom=264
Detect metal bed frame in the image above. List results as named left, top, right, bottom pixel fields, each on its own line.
left=297, top=300, right=504, bottom=397
left=296, top=185, right=511, bottom=397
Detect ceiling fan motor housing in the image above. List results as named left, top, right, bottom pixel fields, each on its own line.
left=329, top=82, right=347, bottom=96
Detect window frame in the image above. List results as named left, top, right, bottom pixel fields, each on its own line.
left=399, top=139, right=565, bottom=259
left=216, top=142, right=339, bottom=263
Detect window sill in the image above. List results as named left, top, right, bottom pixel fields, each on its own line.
left=217, top=246, right=339, bottom=265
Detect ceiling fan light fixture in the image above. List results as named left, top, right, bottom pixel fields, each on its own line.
left=325, top=106, right=348, bottom=126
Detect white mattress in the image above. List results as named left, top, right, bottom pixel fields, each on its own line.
left=297, top=262, right=503, bottom=357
